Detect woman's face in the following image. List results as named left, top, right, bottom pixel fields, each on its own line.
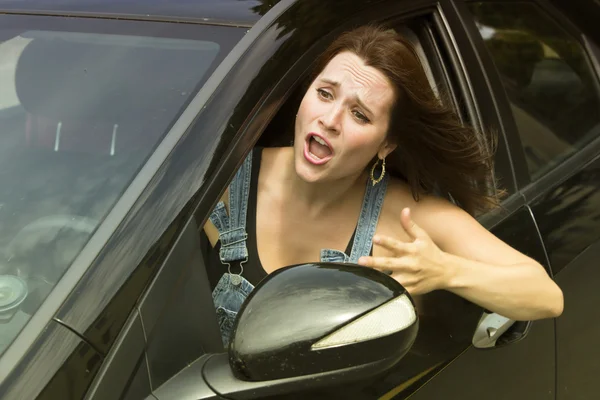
left=294, top=51, right=397, bottom=183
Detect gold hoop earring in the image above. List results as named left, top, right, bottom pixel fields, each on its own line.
left=370, top=157, right=386, bottom=186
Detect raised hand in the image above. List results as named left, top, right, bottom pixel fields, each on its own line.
left=358, top=207, right=450, bottom=295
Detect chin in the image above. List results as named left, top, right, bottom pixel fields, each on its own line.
left=294, top=155, right=324, bottom=183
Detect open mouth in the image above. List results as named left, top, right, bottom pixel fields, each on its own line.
left=304, top=134, right=333, bottom=165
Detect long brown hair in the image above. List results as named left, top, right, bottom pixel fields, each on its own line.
left=310, top=25, right=502, bottom=215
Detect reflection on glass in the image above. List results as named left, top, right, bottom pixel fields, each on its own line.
left=468, top=2, right=600, bottom=179
left=0, top=26, right=222, bottom=355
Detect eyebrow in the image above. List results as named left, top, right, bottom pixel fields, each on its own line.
left=319, top=78, right=374, bottom=117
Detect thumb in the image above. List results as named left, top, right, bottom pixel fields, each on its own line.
left=401, top=208, right=427, bottom=240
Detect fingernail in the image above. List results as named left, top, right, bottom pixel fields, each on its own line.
left=358, top=257, right=366, bottom=265
left=373, top=236, right=380, bottom=244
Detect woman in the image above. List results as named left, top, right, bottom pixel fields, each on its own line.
left=202, top=25, right=563, bottom=346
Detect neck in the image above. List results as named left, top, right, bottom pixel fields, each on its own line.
left=281, top=149, right=367, bottom=216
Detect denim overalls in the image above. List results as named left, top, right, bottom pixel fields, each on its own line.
left=210, top=151, right=389, bottom=346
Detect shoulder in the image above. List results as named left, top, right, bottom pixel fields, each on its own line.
left=383, top=177, right=464, bottom=216
left=380, top=177, right=472, bottom=244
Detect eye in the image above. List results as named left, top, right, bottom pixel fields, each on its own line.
left=352, top=110, right=370, bottom=123
left=317, top=88, right=333, bottom=100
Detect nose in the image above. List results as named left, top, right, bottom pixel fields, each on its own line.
left=319, top=103, right=342, bottom=134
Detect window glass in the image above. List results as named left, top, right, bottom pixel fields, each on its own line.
left=0, top=15, right=242, bottom=355
left=467, top=2, right=600, bottom=180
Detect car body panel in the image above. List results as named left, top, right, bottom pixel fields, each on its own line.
left=84, top=311, right=148, bottom=400
left=554, top=240, right=600, bottom=399
left=0, top=0, right=270, bottom=26
left=530, top=155, right=600, bottom=398
left=141, top=218, right=223, bottom=391
left=409, top=317, right=555, bottom=399
left=531, top=156, right=600, bottom=276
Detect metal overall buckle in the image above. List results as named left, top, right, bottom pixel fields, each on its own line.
left=226, top=258, right=247, bottom=286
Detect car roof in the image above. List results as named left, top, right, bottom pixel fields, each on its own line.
left=1, top=0, right=598, bottom=40
left=0, top=0, right=272, bottom=26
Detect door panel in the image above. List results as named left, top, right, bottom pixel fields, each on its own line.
left=409, top=317, right=555, bottom=399
left=122, top=355, right=153, bottom=400
left=85, top=311, right=149, bottom=400
left=530, top=156, right=600, bottom=399
left=140, top=217, right=223, bottom=390
left=554, top=241, right=600, bottom=399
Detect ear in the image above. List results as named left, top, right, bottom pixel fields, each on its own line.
left=378, top=140, right=397, bottom=159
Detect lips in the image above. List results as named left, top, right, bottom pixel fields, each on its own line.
left=304, top=133, right=333, bottom=165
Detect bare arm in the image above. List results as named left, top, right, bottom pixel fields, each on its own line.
left=418, top=199, right=563, bottom=320
left=359, top=196, right=563, bottom=321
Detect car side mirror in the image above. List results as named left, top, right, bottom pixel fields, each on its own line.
left=151, top=263, right=418, bottom=400
left=227, top=262, right=418, bottom=381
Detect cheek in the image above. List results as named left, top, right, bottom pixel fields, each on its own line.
left=343, top=125, right=386, bottom=152
left=338, top=130, right=383, bottom=172
left=298, top=90, right=330, bottom=122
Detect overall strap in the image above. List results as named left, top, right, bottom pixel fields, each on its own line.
left=348, top=175, right=389, bottom=263
left=208, top=151, right=253, bottom=265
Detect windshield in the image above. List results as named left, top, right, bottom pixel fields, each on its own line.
left=0, top=15, right=242, bottom=354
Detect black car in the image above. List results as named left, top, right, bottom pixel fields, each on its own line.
left=0, top=0, right=598, bottom=399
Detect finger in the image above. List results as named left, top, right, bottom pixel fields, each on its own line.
left=358, top=256, right=414, bottom=270
left=357, top=256, right=394, bottom=269
left=373, top=235, right=415, bottom=254
left=400, top=208, right=428, bottom=240
left=388, top=274, right=422, bottom=292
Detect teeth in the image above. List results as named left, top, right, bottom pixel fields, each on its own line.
left=313, top=136, right=327, bottom=147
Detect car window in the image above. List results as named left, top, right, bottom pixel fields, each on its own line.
left=466, top=1, right=600, bottom=181
left=0, top=16, right=240, bottom=355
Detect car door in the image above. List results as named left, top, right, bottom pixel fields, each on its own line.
left=462, top=1, right=600, bottom=398
left=412, top=1, right=600, bottom=399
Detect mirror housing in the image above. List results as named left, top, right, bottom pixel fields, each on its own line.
left=228, top=263, right=418, bottom=381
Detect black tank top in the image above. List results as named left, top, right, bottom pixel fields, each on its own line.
left=201, top=147, right=356, bottom=290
